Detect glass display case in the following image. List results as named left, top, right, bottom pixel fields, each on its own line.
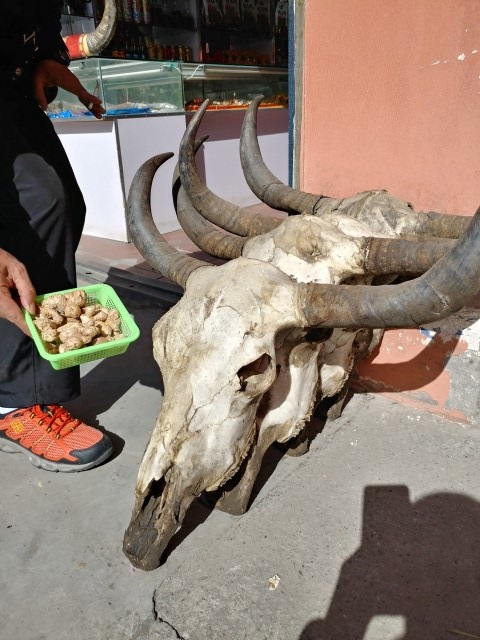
left=182, top=62, right=287, bottom=109
left=48, top=57, right=185, bottom=119
left=47, top=57, right=287, bottom=119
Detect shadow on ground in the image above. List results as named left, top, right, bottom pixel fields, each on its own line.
left=299, top=485, right=480, bottom=640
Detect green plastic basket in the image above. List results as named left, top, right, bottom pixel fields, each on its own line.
left=24, top=283, right=140, bottom=370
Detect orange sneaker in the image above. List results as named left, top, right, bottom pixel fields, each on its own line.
left=0, top=404, right=112, bottom=472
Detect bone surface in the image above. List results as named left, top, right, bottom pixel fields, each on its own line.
left=123, top=102, right=478, bottom=570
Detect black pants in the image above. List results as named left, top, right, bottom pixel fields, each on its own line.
left=0, top=88, right=86, bottom=407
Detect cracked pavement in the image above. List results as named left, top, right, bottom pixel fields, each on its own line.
left=2, top=288, right=480, bottom=640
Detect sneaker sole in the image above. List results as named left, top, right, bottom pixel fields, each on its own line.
left=0, top=440, right=113, bottom=472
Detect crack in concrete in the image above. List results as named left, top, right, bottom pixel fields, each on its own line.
left=153, top=595, right=187, bottom=640
left=156, top=616, right=186, bottom=640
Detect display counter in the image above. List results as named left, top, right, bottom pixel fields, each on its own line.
left=49, top=57, right=288, bottom=242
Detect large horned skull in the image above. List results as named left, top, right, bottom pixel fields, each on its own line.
left=123, top=100, right=480, bottom=571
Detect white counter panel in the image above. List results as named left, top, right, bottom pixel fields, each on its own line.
left=54, top=108, right=288, bottom=242
left=53, top=119, right=128, bottom=241
left=116, top=114, right=187, bottom=234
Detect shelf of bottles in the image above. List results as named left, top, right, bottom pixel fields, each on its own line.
left=200, top=0, right=288, bottom=67
left=88, top=0, right=288, bottom=67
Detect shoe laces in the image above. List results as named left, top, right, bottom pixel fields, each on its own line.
left=30, top=404, right=80, bottom=439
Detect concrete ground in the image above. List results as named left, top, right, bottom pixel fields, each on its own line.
left=1, top=256, right=480, bottom=640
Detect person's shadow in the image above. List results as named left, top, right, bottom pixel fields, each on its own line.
left=299, top=485, right=480, bottom=640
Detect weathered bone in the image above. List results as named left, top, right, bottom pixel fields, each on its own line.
left=174, top=142, right=454, bottom=269
left=178, top=108, right=455, bottom=273
left=242, top=95, right=471, bottom=238
left=181, top=98, right=469, bottom=244
left=123, top=140, right=479, bottom=569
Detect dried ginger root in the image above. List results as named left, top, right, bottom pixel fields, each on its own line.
left=33, top=290, right=124, bottom=354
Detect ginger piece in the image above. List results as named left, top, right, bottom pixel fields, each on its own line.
left=39, top=307, right=64, bottom=327
left=63, top=303, right=82, bottom=318
left=58, top=335, right=84, bottom=353
left=44, top=342, right=59, bottom=354
left=40, top=327, right=59, bottom=343
left=64, top=290, right=87, bottom=307
left=95, top=321, right=113, bottom=337
left=105, top=309, right=121, bottom=331
left=92, top=310, right=108, bottom=323
left=92, top=336, right=111, bottom=345
left=57, top=322, right=82, bottom=337
left=82, top=304, right=101, bottom=318
left=41, top=294, right=66, bottom=314
left=80, top=325, right=100, bottom=343
left=33, top=316, right=56, bottom=332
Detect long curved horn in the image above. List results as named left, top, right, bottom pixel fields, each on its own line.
left=126, top=153, right=210, bottom=289
left=177, top=188, right=247, bottom=259
left=240, top=96, right=323, bottom=215
left=299, top=207, right=480, bottom=328
left=171, top=135, right=247, bottom=259
left=179, top=100, right=281, bottom=236
left=175, top=134, right=455, bottom=271
left=241, top=96, right=472, bottom=238
left=176, top=131, right=456, bottom=273
left=364, top=236, right=455, bottom=275
left=64, top=0, right=117, bottom=58
left=172, top=135, right=209, bottom=211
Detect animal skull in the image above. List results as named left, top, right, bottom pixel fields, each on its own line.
left=123, top=99, right=480, bottom=571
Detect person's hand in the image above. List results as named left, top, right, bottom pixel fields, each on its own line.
left=33, top=58, right=106, bottom=119
left=0, top=249, right=36, bottom=336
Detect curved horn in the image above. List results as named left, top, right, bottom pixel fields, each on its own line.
left=64, top=0, right=117, bottom=58
left=240, top=96, right=323, bottom=215
left=176, top=189, right=247, bottom=260
left=172, top=135, right=247, bottom=259
left=365, top=236, right=455, bottom=275
left=126, top=153, right=210, bottom=290
left=241, top=96, right=472, bottom=238
left=179, top=100, right=281, bottom=236
left=300, top=207, right=480, bottom=328
left=172, top=134, right=209, bottom=210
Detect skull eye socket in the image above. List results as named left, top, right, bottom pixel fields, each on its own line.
left=237, top=353, right=275, bottom=396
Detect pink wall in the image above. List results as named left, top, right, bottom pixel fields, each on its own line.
left=301, top=0, right=479, bottom=215
left=300, top=1, right=480, bottom=421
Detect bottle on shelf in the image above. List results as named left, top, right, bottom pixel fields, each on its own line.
left=131, top=0, right=144, bottom=24
left=181, top=0, right=195, bottom=29
left=255, top=0, right=272, bottom=38
left=142, top=0, right=152, bottom=24
left=240, top=0, right=256, bottom=33
left=121, top=0, right=133, bottom=22
left=201, top=0, right=224, bottom=29
left=274, top=0, right=288, bottom=66
left=223, top=0, right=242, bottom=30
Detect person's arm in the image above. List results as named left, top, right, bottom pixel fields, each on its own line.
left=33, top=59, right=105, bottom=118
left=32, top=1, right=106, bottom=118
left=0, top=249, right=36, bottom=336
